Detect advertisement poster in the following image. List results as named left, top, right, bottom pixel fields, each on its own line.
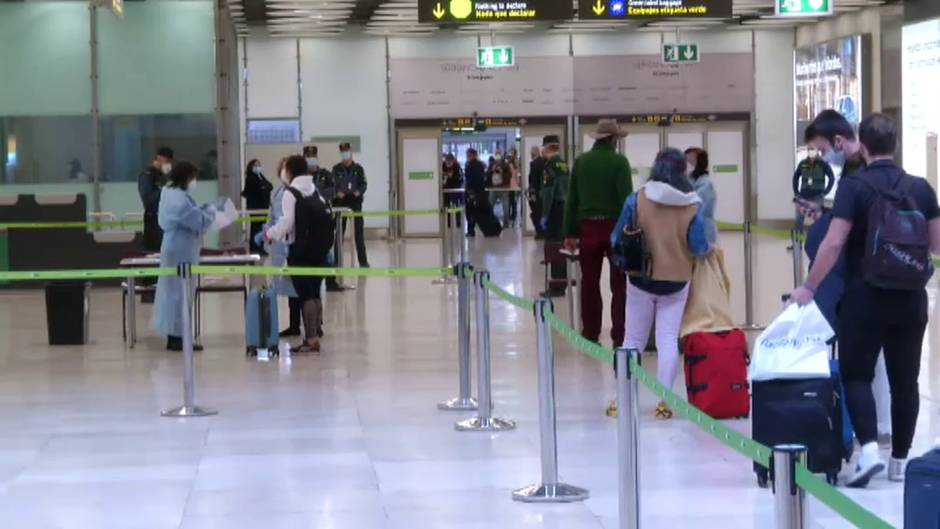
left=793, top=35, right=866, bottom=165
left=902, top=18, right=940, bottom=178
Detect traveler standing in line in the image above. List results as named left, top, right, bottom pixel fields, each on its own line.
left=528, top=145, right=546, bottom=239
left=464, top=148, right=488, bottom=237
left=256, top=158, right=302, bottom=338
left=138, top=146, right=173, bottom=302
left=540, top=135, right=569, bottom=297
left=264, top=155, right=331, bottom=354
left=797, top=109, right=892, bottom=444
left=242, top=158, right=273, bottom=255
left=442, top=153, right=464, bottom=229
left=153, top=161, right=217, bottom=352
left=685, top=148, right=718, bottom=246
left=332, top=143, right=369, bottom=268
left=305, top=146, right=342, bottom=293
left=613, top=148, right=710, bottom=419
left=487, top=149, right=512, bottom=228
left=507, top=147, right=521, bottom=226
left=564, top=119, right=633, bottom=347
left=790, top=113, right=940, bottom=487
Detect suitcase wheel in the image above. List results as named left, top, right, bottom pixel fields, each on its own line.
left=755, top=469, right=769, bottom=489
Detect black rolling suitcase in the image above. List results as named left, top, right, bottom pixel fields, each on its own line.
left=752, top=377, right=845, bottom=487
left=469, top=195, right=502, bottom=238
left=905, top=449, right=940, bottom=529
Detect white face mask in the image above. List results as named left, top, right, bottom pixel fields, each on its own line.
left=280, top=169, right=290, bottom=184
left=306, top=157, right=319, bottom=169
left=161, top=163, right=172, bottom=175
left=252, top=165, right=262, bottom=176
left=187, top=179, right=198, bottom=192
left=341, top=151, right=352, bottom=162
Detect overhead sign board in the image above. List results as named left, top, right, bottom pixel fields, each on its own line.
left=477, top=46, right=515, bottom=68
left=662, top=43, right=700, bottom=64
left=775, top=0, right=833, bottom=17
left=578, top=0, right=732, bottom=19
left=418, top=0, right=573, bottom=23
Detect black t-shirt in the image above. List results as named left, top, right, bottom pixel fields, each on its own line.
left=831, top=159, right=940, bottom=280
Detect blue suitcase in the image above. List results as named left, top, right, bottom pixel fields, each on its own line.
left=246, top=287, right=279, bottom=356
left=905, top=449, right=940, bottom=529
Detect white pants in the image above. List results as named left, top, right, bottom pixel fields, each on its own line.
left=623, top=282, right=690, bottom=390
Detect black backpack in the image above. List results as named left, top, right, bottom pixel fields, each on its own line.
left=611, top=194, right=651, bottom=278
left=862, top=173, right=933, bottom=290
left=286, top=187, right=334, bottom=266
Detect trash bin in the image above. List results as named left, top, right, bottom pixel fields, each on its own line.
left=45, top=282, right=90, bottom=345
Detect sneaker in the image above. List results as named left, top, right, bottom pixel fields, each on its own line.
left=655, top=401, right=674, bottom=420
left=606, top=400, right=618, bottom=418
left=846, top=443, right=886, bottom=488
left=279, top=327, right=301, bottom=338
left=888, top=458, right=907, bottom=482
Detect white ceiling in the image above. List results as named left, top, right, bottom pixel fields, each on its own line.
left=226, top=0, right=890, bottom=37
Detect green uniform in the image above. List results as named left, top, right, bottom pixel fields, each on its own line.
left=541, top=154, right=569, bottom=240
left=563, top=142, right=633, bottom=238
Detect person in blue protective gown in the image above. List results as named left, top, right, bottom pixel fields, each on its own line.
left=152, top=161, right=218, bottom=352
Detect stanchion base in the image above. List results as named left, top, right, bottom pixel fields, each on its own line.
left=160, top=405, right=218, bottom=418
left=455, top=416, right=516, bottom=432
left=512, top=483, right=590, bottom=503
left=437, top=397, right=478, bottom=411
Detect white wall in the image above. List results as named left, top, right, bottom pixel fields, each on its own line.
left=753, top=29, right=796, bottom=221
left=245, top=38, right=300, bottom=119
left=300, top=37, right=390, bottom=228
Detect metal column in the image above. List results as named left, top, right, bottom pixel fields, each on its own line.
left=438, top=262, right=477, bottom=411
left=616, top=348, right=641, bottom=529
left=772, top=445, right=807, bottom=529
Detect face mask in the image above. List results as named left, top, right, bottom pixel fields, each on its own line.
left=252, top=165, right=262, bottom=176
left=306, top=157, right=319, bottom=169
left=187, top=180, right=198, bottom=192
left=161, top=163, right=172, bottom=175
left=823, top=149, right=845, bottom=168
left=341, top=151, right=352, bottom=162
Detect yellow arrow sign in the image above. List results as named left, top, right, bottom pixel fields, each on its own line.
left=433, top=2, right=445, bottom=18
left=593, top=0, right=605, bottom=15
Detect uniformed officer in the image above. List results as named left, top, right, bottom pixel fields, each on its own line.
left=332, top=143, right=369, bottom=268
left=540, top=135, right=569, bottom=297
left=138, top=146, right=173, bottom=302
left=303, top=145, right=342, bottom=293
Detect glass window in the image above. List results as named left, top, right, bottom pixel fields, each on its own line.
left=247, top=119, right=302, bottom=144
left=1, top=117, right=94, bottom=185
left=100, top=114, right=217, bottom=183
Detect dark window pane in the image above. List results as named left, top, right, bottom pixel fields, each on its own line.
left=100, top=114, right=217, bottom=182
left=0, top=116, right=93, bottom=185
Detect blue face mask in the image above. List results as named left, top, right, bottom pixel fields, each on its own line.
left=341, top=151, right=352, bottom=162
left=306, top=157, right=319, bottom=169
left=822, top=149, right=845, bottom=168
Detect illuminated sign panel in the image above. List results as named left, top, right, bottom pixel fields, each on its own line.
left=417, top=0, right=573, bottom=23
left=578, top=0, right=732, bottom=19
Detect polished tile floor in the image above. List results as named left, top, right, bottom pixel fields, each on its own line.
left=0, top=231, right=936, bottom=528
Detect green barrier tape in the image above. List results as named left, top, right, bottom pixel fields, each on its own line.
left=717, top=222, right=745, bottom=232
left=0, top=267, right=174, bottom=281
left=341, top=209, right=442, bottom=218
left=794, top=464, right=895, bottom=529
left=445, top=207, right=465, bottom=214
left=191, top=265, right=451, bottom=278
left=544, top=312, right=615, bottom=364
left=0, top=216, right=269, bottom=231
left=751, top=224, right=794, bottom=240
left=481, top=277, right=534, bottom=312
left=629, top=356, right=773, bottom=468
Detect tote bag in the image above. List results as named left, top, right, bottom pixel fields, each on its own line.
left=749, top=302, right=833, bottom=381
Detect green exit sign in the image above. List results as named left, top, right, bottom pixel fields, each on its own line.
left=477, top=46, right=514, bottom=68
left=662, top=43, right=699, bottom=64
left=775, top=0, right=832, bottom=17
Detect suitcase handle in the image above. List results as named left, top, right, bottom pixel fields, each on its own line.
left=687, top=383, right=708, bottom=395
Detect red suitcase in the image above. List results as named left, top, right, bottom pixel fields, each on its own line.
left=683, top=330, right=750, bottom=419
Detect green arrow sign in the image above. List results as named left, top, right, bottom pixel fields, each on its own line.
left=477, top=46, right=514, bottom=68
left=775, top=0, right=832, bottom=17
left=662, top=43, right=700, bottom=64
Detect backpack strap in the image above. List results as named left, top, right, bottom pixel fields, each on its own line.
left=285, top=186, right=303, bottom=202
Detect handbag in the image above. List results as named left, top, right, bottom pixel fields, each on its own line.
left=613, top=194, right=651, bottom=277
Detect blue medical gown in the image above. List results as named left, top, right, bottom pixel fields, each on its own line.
left=263, top=185, right=297, bottom=297
left=152, top=187, right=216, bottom=337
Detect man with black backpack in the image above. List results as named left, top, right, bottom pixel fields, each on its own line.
left=791, top=113, right=940, bottom=487
left=264, top=155, right=334, bottom=354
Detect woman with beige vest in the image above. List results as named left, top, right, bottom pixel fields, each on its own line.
left=612, top=148, right=711, bottom=419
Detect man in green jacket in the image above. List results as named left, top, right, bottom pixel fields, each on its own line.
left=564, top=119, right=633, bottom=347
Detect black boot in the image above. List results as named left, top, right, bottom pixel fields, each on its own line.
left=280, top=298, right=302, bottom=337
left=167, top=336, right=204, bottom=352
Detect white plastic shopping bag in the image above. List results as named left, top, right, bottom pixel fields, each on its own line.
left=749, top=301, right=833, bottom=381
left=209, top=198, right=238, bottom=231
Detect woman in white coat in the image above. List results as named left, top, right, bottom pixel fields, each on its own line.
left=152, top=161, right=217, bottom=351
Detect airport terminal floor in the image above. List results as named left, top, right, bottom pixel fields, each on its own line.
left=0, top=233, right=936, bottom=529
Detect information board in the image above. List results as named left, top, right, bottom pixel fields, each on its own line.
left=418, top=0, right=572, bottom=23
left=577, top=0, right=732, bottom=19
left=902, top=18, right=940, bottom=177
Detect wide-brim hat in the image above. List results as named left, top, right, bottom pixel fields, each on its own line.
left=542, top=134, right=561, bottom=146
left=589, top=119, right=628, bottom=140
